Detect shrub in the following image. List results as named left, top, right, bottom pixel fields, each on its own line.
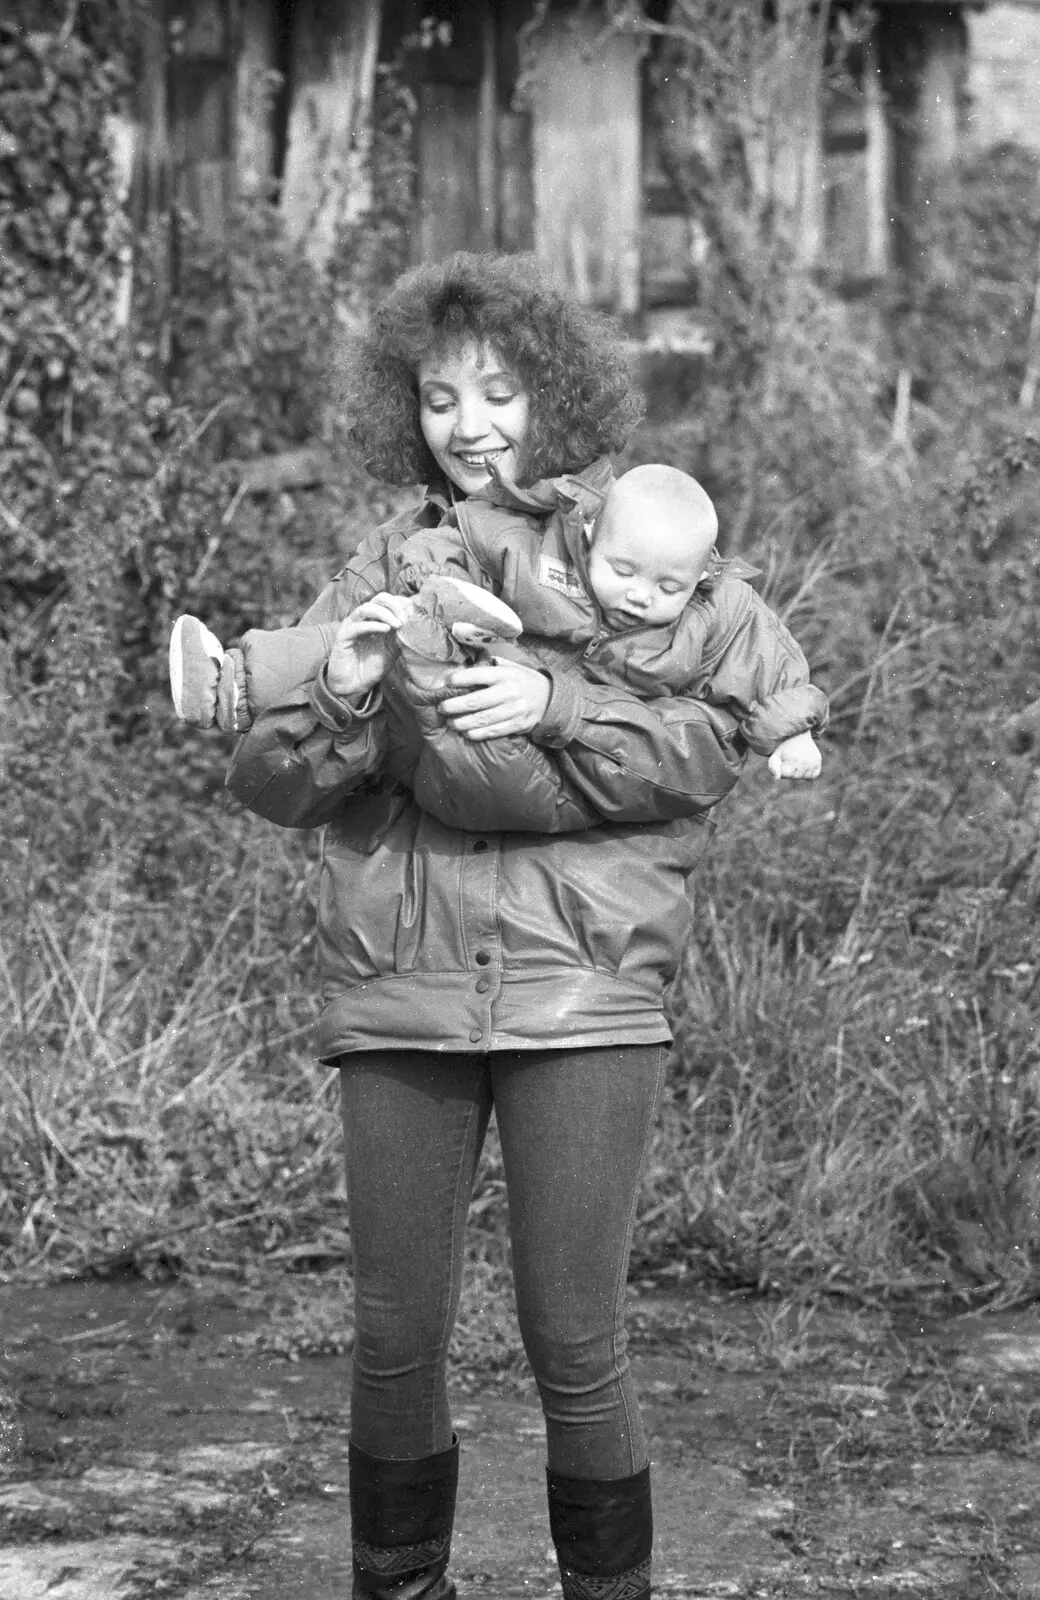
left=3, top=2, right=1039, bottom=1308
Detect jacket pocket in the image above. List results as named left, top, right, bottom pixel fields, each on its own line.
left=319, top=795, right=465, bottom=983
left=318, top=792, right=415, bottom=984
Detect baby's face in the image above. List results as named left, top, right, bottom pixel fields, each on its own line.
left=586, top=508, right=707, bottom=630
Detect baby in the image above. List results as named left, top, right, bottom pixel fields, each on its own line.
left=171, top=464, right=826, bottom=781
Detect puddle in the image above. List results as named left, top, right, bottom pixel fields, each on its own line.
left=0, top=1276, right=1038, bottom=1598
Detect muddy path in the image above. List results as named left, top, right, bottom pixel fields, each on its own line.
left=1, top=1273, right=1039, bottom=1599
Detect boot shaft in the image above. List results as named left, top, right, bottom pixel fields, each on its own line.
left=547, top=1463, right=653, bottom=1600
left=350, top=1436, right=459, bottom=1600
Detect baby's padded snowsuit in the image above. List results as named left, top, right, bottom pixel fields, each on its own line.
left=389, top=458, right=829, bottom=756
left=220, top=579, right=600, bottom=834
left=216, top=457, right=825, bottom=834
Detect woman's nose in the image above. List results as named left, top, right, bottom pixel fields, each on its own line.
left=453, top=395, right=491, bottom=441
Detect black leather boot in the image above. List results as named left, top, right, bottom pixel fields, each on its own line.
left=349, top=1435, right=459, bottom=1600
left=546, top=1463, right=653, bottom=1600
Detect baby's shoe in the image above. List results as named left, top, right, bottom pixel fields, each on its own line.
left=169, top=615, right=246, bottom=731
left=420, top=576, right=523, bottom=648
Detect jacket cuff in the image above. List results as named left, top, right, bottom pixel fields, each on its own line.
left=740, top=684, right=830, bottom=756
left=310, top=665, right=382, bottom=733
left=530, top=669, right=584, bottom=749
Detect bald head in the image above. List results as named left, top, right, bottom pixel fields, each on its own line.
left=603, top=465, right=718, bottom=556
left=585, top=465, right=719, bottom=631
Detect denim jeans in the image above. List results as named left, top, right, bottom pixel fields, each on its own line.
left=339, top=1044, right=666, bottom=1478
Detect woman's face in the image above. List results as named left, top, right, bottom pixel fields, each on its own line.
left=417, top=339, right=530, bottom=494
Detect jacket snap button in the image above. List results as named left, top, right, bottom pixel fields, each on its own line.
left=475, top=951, right=490, bottom=966
left=475, top=978, right=490, bottom=994
left=473, top=839, right=489, bottom=853
left=469, top=1029, right=483, bottom=1043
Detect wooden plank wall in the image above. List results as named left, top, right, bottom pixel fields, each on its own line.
left=417, top=80, right=493, bottom=259
left=236, top=0, right=279, bottom=196
left=403, top=0, right=534, bottom=262
left=966, top=1, right=1040, bottom=152
left=529, top=14, right=641, bottom=314
left=169, top=0, right=235, bottom=234
left=280, top=0, right=382, bottom=266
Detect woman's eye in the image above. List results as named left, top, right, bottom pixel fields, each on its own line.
left=487, top=392, right=516, bottom=405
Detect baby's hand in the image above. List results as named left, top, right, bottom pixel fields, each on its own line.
left=767, top=732, right=822, bottom=781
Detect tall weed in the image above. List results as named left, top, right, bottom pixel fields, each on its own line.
left=3, top=18, right=1038, bottom=1303
left=660, top=430, right=1040, bottom=1305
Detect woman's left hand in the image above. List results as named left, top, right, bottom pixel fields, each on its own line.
left=439, top=659, right=551, bottom=741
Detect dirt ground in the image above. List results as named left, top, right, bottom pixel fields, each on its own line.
left=1, top=1272, right=1039, bottom=1599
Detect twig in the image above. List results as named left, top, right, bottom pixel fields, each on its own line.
left=0, top=498, right=22, bottom=534
left=0, top=357, right=30, bottom=415
left=181, top=397, right=228, bottom=455
left=57, top=0, right=78, bottom=46
left=53, top=1320, right=129, bottom=1344
left=221, top=480, right=248, bottom=526
left=188, top=527, right=229, bottom=590
left=1017, top=224, right=1040, bottom=409
left=891, top=368, right=914, bottom=448
left=827, top=622, right=950, bottom=720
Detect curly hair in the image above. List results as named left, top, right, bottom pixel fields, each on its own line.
left=340, top=252, right=643, bottom=486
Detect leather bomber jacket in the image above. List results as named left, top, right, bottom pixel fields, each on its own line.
left=225, top=465, right=748, bottom=1060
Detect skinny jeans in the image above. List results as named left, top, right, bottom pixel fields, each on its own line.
left=339, top=1044, right=665, bottom=1479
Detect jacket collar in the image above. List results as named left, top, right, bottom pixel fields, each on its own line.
left=701, top=550, right=761, bottom=586
left=427, top=465, right=761, bottom=587
left=421, top=478, right=455, bottom=517
left=478, top=455, right=615, bottom=517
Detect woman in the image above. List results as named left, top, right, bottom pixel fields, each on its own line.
left=227, top=253, right=745, bottom=1600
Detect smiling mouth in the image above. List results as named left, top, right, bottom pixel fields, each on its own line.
left=454, top=448, right=508, bottom=471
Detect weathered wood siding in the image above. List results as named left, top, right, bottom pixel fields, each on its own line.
left=404, top=0, right=533, bottom=264
left=417, top=80, right=493, bottom=258
left=529, top=15, right=641, bottom=314
left=236, top=0, right=279, bottom=196
left=966, top=2, right=1040, bottom=151
left=819, top=37, right=892, bottom=283
left=170, top=0, right=236, bottom=233
left=280, top=0, right=381, bottom=266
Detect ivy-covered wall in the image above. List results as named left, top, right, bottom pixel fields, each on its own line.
left=0, top=5, right=393, bottom=885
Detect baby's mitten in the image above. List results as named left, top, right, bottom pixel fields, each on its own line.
left=169, top=615, right=250, bottom=732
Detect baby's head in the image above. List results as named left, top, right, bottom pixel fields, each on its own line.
left=586, top=465, right=718, bottom=630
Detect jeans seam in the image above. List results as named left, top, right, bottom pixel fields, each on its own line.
left=610, top=1044, right=665, bottom=1474
left=430, top=1081, right=485, bottom=1451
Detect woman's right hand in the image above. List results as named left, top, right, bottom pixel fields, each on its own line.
left=326, top=594, right=415, bottom=701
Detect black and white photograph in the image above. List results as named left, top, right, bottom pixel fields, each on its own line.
left=2, top=2, right=1040, bottom=1596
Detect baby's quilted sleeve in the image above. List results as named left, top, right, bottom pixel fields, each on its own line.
left=706, top=588, right=829, bottom=756
left=392, top=529, right=489, bottom=596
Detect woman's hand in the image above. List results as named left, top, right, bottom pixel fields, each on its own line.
left=326, top=594, right=415, bottom=701
left=439, top=659, right=551, bottom=741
